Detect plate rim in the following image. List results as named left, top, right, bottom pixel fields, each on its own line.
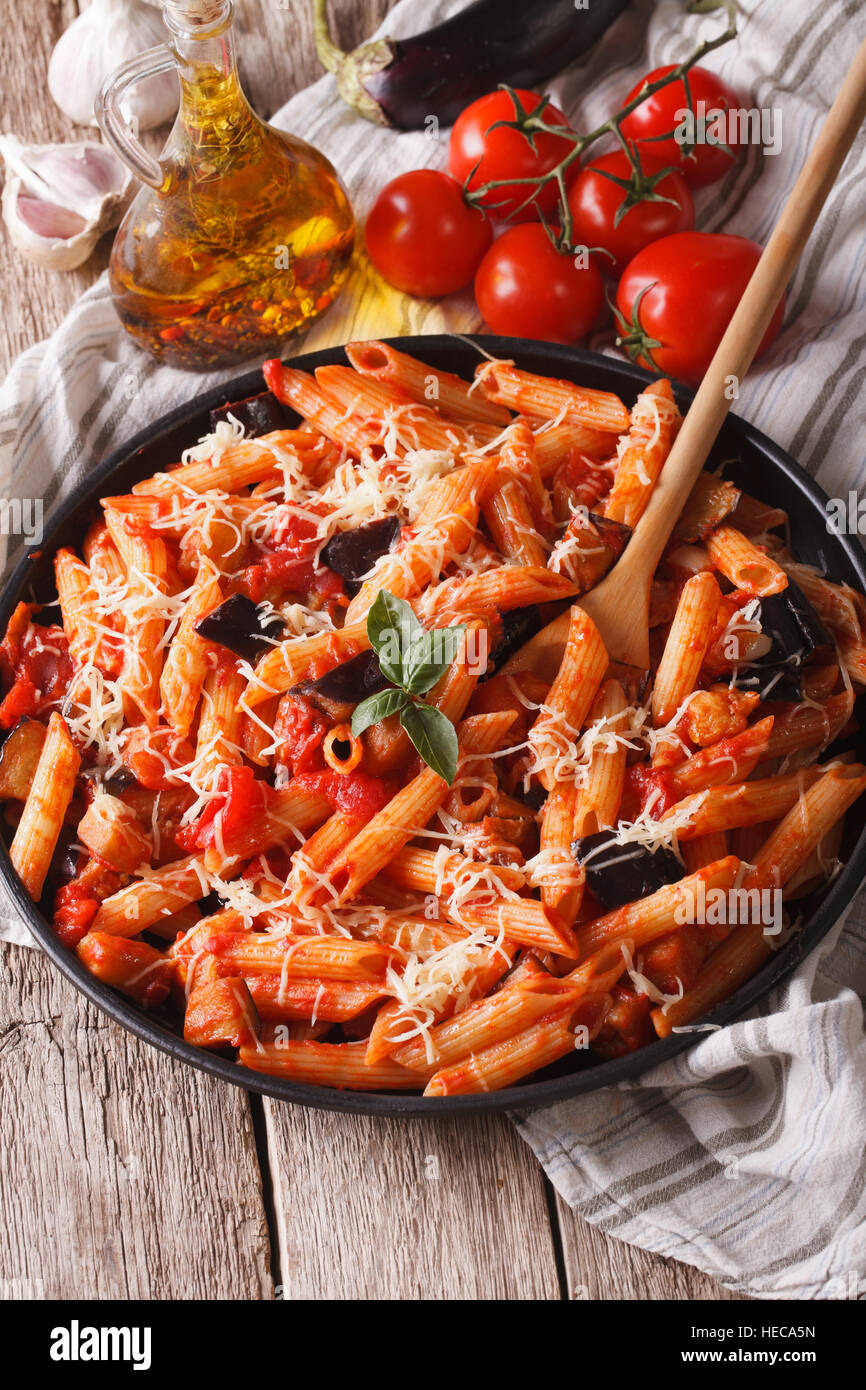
left=2, top=332, right=864, bottom=1117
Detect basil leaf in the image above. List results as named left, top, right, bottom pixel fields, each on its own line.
left=403, top=624, right=466, bottom=695
left=366, top=591, right=422, bottom=684
left=351, top=686, right=407, bottom=736
left=400, top=701, right=459, bottom=784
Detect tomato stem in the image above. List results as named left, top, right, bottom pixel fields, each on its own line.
left=462, top=0, right=738, bottom=250
left=611, top=284, right=664, bottom=371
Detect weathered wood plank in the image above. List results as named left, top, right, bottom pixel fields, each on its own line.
left=554, top=1193, right=745, bottom=1300
left=265, top=1103, right=561, bottom=1300
left=237, top=0, right=396, bottom=118
left=0, top=944, right=273, bottom=1300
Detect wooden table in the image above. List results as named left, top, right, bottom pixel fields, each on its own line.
left=0, top=0, right=738, bottom=1301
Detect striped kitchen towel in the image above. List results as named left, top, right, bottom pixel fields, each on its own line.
left=1, top=0, right=865, bottom=1300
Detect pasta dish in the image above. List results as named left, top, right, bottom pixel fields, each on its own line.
left=1, top=339, right=864, bottom=1095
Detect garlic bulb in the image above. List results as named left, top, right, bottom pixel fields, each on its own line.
left=49, top=0, right=179, bottom=131
left=0, top=135, right=132, bottom=271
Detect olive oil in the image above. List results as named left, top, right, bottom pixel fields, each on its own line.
left=102, top=2, right=354, bottom=370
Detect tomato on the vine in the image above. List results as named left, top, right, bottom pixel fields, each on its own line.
left=566, top=150, right=694, bottom=274
left=614, top=232, right=784, bottom=387
left=474, top=223, right=604, bottom=343
left=619, top=65, right=744, bottom=187
left=365, top=169, right=492, bottom=297
left=449, top=88, right=574, bottom=221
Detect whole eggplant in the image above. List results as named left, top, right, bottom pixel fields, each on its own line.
left=314, top=0, right=630, bottom=129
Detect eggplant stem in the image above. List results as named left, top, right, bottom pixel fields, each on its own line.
left=312, top=0, right=344, bottom=75
left=311, top=0, right=395, bottom=125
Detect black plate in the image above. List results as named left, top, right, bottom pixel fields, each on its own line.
left=2, top=335, right=864, bottom=1117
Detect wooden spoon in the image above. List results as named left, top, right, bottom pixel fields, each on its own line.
left=505, top=36, right=866, bottom=680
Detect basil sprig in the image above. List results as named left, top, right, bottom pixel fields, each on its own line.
left=351, top=591, right=465, bottom=784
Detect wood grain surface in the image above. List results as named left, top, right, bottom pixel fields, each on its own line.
left=0, top=0, right=736, bottom=1302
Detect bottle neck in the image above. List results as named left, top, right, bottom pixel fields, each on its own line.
left=162, top=1, right=251, bottom=129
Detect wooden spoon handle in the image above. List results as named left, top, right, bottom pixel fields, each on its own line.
left=623, top=33, right=866, bottom=579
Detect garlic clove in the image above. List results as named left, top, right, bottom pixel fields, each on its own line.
left=2, top=180, right=101, bottom=270
left=48, top=0, right=179, bottom=131
left=0, top=135, right=133, bottom=272
left=17, top=195, right=88, bottom=241
left=0, top=135, right=131, bottom=225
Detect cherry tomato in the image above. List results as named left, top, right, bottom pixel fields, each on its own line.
left=474, top=223, right=604, bottom=344
left=449, top=88, right=574, bottom=221
left=615, top=232, right=784, bottom=387
left=365, top=170, right=492, bottom=297
left=565, top=150, right=694, bottom=274
left=619, top=65, right=744, bottom=187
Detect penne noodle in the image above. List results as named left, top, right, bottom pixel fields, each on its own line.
left=651, top=571, right=721, bottom=726
left=603, top=380, right=682, bottom=529
left=476, top=361, right=629, bottom=434
left=345, top=339, right=512, bottom=428
left=706, top=526, right=788, bottom=596
left=528, top=606, right=608, bottom=792
left=239, top=1035, right=422, bottom=1088
left=10, top=712, right=80, bottom=899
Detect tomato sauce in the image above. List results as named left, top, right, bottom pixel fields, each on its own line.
left=237, top=507, right=344, bottom=606
left=176, top=765, right=268, bottom=854
left=290, top=769, right=393, bottom=818
left=274, top=694, right=329, bottom=776
left=621, top=764, right=679, bottom=820
left=53, top=882, right=100, bottom=948
left=0, top=602, right=73, bottom=728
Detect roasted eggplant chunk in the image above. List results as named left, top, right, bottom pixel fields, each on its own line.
left=209, top=390, right=293, bottom=437
left=487, top=605, right=542, bottom=676
left=731, top=578, right=832, bottom=704
left=291, top=648, right=391, bottom=720
left=195, top=594, right=283, bottom=664
left=672, top=473, right=742, bottom=544
left=554, top=512, right=631, bottom=593
left=321, top=517, right=401, bottom=593
left=572, top=830, right=684, bottom=912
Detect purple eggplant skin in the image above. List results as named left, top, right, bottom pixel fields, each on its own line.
left=331, top=0, right=629, bottom=130
left=298, top=649, right=390, bottom=705
left=573, top=831, right=684, bottom=913
left=730, top=577, right=833, bottom=704
left=209, top=391, right=293, bottom=438
left=195, top=594, right=283, bottom=665
left=486, top=605, right=542, bottom=676
left=321, top=517, right=401, bottom=593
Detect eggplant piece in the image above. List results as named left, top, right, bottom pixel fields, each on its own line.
left=487, top=605, right=542, bottom=676
left=731, top=664, right=803, bottom=703
left=48, top=827, right=83, bottom=888
left=730, top=579, right=832, bottom=704
left=556, top=512, right=631, bottom=594
left=315, top=0, right=629, bottom=129
left=82, top=764, right=138, bottom=797
left=209, top=391, right=293, bottom=438
left=672, top=473, right=742, bottom=544
left=524, top=784, right=548, bottom=813
left=291, top=649, right=391, bottom=720
left=755, top=578, right=832, bottom=661
left=321, top=517, right=401, bottom=594
left=572, top=830, right=684, bottom=912
left=195, top=595, right=283, bottom=665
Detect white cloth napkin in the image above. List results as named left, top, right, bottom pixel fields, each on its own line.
left=1, top=0, right=864, bottom=1300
